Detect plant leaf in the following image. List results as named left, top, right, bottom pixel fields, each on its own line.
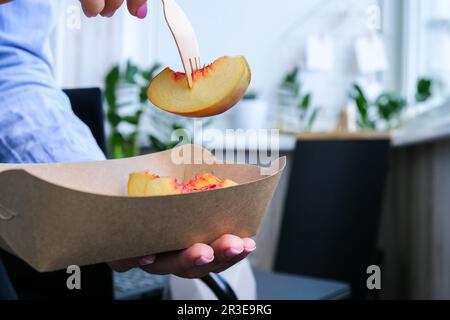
left=107, top=112, right=121, bottom=128
left=353, top=84, right=367, bottom=103
left=125, top=60, right=139, bottom=84
left=149, top=135, right=169, bottom=151
left=104, top=65, right=120, bottom=109
left=301, top=93, right=311, bottom=109
left=122, top=114, right=141, bottom=125
left=172, top=124, right=185, bottom=131
left=376, top=92, right=407, bottom=122
left=350, top=83, right=377, bottom=129
left=284, top=67, right=299, bottom=84
left=307, top=107, right=320, bottom=130
left=141, top=63, right=162, bottom=80
left=415, top=78, right=433, bottom=102
left=139, top=86, right=148, bottom=104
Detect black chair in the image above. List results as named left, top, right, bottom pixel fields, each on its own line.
left=275, top=138, right=390, bottom=299
left=0, top=88, right=113, bottom=300
left=0, top=258, right=16, bottom=300
left=64, top=88, right=107, bottom=153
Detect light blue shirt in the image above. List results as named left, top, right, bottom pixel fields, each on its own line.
left=0, top=0, right=106, bottom=163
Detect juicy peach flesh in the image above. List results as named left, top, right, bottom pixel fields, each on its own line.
left=144, top=177, right=183, bottom=196
left=147, top=56, right=251, bottom=117
left=127, top=172, right=238, bottom=197
left=127, top=172, right=159, bottom=197
left=184, top=173, right=222, bottom=191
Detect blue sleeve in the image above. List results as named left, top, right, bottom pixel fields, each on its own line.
left=0, top=1, right=106, bottom=164
left=0, top=85, right=106, bottom=164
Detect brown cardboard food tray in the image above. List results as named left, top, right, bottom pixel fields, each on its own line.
left=0, top=145, right=285, bottom=272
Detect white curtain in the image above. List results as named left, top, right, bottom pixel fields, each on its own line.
left=53, top=0, right=157, bottom=89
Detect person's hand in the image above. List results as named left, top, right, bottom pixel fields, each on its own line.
left=80, top=0, right=148, bottom=19
left=109, top=235, right=256, bottom=278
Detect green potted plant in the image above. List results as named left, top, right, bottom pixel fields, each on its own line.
left=278, top=67, right=320, bottom=132
left=350, top=77, right=437, bottom=131
left=297, top=88, right=320, bottom=132
left=375, top=92, right=407, bottom=128
left=350, top=84, right=376, bottom=130
left=415, top=78, right=433, bottom=103
left=350, top=84, right=406, bottom=130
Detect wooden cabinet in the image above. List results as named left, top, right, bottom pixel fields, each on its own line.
left=379, top=138, right=450, bottom=299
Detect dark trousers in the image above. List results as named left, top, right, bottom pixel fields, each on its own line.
left=0, top=258, right=17, bottom=300
left=0, top=250, right=113, bottom=300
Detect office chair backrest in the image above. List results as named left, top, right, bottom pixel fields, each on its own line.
left=275, top=139, right=390, bottom=299
left=63, top=88, right=107, bottom=154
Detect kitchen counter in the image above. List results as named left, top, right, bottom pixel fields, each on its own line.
left=282, top=100, right=450, bottom=148
left=296, top=131, right=391, bottom=141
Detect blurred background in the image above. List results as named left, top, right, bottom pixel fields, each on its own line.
left=8, top=0, right=449, bottom=300
left=53, top=0, right=449, bottom=135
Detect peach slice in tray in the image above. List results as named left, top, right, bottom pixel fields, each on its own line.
left=147, top=56, right=251, bottom=117
left=128, top=172, right=239, bottom=197
left=184, top=173, right=222, bottom=191
left=128, top=172, right=159, bottom=196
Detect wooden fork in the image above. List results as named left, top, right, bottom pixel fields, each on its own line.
left=162, top=0, right=201, bottom=89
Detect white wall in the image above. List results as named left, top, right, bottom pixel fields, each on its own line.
left=55, top=0, right=380, bottom=130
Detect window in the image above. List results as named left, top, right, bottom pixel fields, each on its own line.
left=402, top=0, right=450, bottom=99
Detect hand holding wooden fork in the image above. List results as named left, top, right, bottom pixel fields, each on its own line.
left=78, top=0, right=201, bottom=89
